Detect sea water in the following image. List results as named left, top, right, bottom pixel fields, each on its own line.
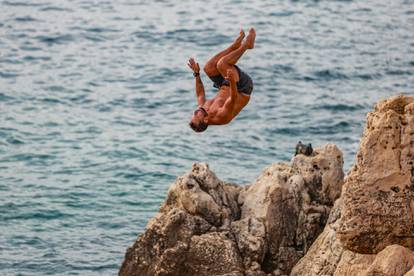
left=0, top=0, right=413, bottom=275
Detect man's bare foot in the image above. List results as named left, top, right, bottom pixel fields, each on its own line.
left=231, top=29, right=245, bottom=49
left=244, top=28, right=256, bottom=49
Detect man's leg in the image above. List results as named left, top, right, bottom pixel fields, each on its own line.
left=203, top=30, right=245, bottom=77
left=216, top=28, right=256, bottom=82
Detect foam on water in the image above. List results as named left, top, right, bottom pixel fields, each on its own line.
left=0, top=0, right=413, bottom=275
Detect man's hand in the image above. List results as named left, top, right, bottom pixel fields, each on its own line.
left=225, top=69, right=236, bottom=83
left=187, top=57, right=200, bottom=73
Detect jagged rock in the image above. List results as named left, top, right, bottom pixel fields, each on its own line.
left=119, top=163, right=242, bottom=276
left=290, top=198, right=345, bottom=276
left=120, top=144, right=344, bottom=275
left=185, top=232, right=244, bottom=275
left=160, top=163, right=241, bottom=228
left=231, top=217, right=267, bottom=270
left=335, top=244, right=414, bottom=276
left=334, top=250, right=375, bottom=276
left=364, top=245, right=414, bottom=276
left=119, top=209, right=211, bottom=276
left=337, top=95, right=414, bottom=254
left=291, top=202, right=414, bottom=276
left=291, top=95, right=414, bottom=276
left=239, top=144, right=344, bottom=274
left=406, top=267, right=414, bottom=276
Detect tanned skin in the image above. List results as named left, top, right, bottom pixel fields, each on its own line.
left=188, top=28, right=256, bottom=127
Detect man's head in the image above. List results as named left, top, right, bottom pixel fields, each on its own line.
left=189, top=107, right=208, bottom=132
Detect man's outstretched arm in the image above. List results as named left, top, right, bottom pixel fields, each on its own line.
left=188, top=58, right=205, bottom=106
left=194, top=75, right=206, bottom=106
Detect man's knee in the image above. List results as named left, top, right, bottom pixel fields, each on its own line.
left=217, top=57, right=226, bottom=68
left=216, top=58, right=227, bottom=73
left=203, top=64, right=215, bottom=76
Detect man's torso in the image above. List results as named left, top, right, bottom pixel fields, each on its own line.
left=204, top=86, right=250, bottom=125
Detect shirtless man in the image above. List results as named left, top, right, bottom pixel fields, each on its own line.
left=188, top=28, right=256, bottom=132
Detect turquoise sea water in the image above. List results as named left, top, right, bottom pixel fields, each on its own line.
left=0, top=0, right=413, bottom=275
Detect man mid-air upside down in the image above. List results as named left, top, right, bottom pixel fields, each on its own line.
left=187, top=28, right=256, bottom=132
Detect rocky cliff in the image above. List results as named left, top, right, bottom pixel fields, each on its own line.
left=119, top=144, right=344, bottom=276
left=120, top=95, right=414, bottom=276
left=291, top=95, right=414, bottom=276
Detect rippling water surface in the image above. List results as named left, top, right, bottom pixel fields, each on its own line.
left=1, top=0, right=413, bottom=274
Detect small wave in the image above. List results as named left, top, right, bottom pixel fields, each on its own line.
left=0, top=127, right=18, bottom=134
left=269, top=11, right=295, bottom=17
left=41, top=98, right=64, bottom=104
left=65, top=263, right=118, bottom=272
left=39, top=6, right=73, bottom=12
left=0, top=72, right=17, bottom=78
left=164, top=29, right=228, bottom=47
left=35, top=34, right=74, bottom=45
left=14, top=16, right=38, bottom=22
left=43, top=122, right=59, bottom=127
left=313, top=69, right=349, bottom=81
left=23, top=55, right=51, bottom=61
left=312, top=103, right=366, bottom=111
left=95, top=104, right=112, bottom=112
left=6, top=137, right=24, bottom=145
left=108, top=98, right=128, bottom=107
left=352, top=8, right=372, bottom=13
left=267, top=127, right=301, bottom=136
left=271, top=64, right=296, bottom=74
left=114, top=172, right=144, bottom=181
left=3, top=1, right=46, bottom=6
left=308, top=121, right=353, bottom=135
left=131, top=97, right=148, bottom=107
left=0, top=92, right=15, bottom=102
left=67, top=94, right=92, bottom=104
left=20, top=45, right=42, bottom=51
left=112, top=119, right=140, bottom=127
left=83, top=35, right=103, bottom=43
left=64, top=200, right=102, bottom=210
left=84, top=27, right=120, bottom=33
left=1, top=153, right=55, bottom=162
left=4, top=209, right=73, bottom=221
left=97, top=221, right=124, bottom=230
left=354, top=72, right=382, bottom=80
left=131, top=30, right=163, bottom=43
left=45, top=85, right=66, bottom=92
left=386, top=69, right=413, bottom=76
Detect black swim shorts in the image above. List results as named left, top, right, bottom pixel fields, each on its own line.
left=208, top=65, right=254, bottom=96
